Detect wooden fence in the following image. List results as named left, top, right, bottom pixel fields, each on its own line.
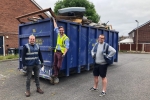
left=119, top=43, right=150, bottom=52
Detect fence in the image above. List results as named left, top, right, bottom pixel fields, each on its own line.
left=119, top=43, right=150, bottom=52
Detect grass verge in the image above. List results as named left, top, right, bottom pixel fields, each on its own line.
left=0, top=54, right=19, bottom=61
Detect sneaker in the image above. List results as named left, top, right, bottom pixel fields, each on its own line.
left=89, top=87, right=98, bottom=91
left=99, top=92, right=106, bottom=97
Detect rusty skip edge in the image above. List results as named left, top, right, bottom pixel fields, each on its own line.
left=16, top=8, right=56, bottom=23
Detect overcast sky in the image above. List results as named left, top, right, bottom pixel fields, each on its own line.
left=35, top=0, right=150, bottom=36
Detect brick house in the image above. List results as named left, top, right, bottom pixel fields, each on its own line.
left=0, top=0, right=48, bottom=55
left=119, top=20, right=150, bottom=52
left=129, top=20, right=150, bottom=43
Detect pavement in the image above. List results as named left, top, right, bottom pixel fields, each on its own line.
left=0, top=53, right=150, bottom=100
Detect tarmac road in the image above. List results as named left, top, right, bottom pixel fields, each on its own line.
left=0, top=53, right=150, bottom=100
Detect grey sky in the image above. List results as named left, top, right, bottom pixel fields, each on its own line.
left=34, top=0, right=150, bottom=36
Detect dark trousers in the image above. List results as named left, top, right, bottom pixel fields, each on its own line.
left=53, top=51, right=63, bottom=76
left=26, top=65, right=40, bottom=91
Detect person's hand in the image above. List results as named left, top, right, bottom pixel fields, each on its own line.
left=52, top=17, right=56, bottom=21
left=92, top=54, right=96, bottom=59
left=106, top=56, right=111, bottom=60
left=62, top=54, right=65, bottom=58
left=103, top=52, right=106, bottom=56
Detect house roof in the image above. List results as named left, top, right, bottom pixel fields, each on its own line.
left=119, top=38, right=133, bottom=44
left=30, top=0, right=50, bottom=17
left=128, top=20, right=150, bottom=35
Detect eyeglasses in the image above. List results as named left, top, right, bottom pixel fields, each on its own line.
left=59, top=30, right=64, bottom=32
left=99, top=37, right=104, bottom=39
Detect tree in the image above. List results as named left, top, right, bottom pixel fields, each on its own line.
left=54, top=0, right=100, bottom=23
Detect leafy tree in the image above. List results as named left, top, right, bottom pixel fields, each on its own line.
left=54, top=0, right=100, bottom=23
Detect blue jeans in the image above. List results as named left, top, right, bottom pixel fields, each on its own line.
left=26, top=65, right=40, bottom=91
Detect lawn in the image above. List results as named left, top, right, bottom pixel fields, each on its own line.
left=0, top=54, right=19, bottom=61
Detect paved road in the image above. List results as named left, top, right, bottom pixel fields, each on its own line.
left=0, top=53, right=150, bottom=100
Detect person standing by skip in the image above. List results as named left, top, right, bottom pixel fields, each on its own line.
left=90, top=34, right=116, bottom=97
left=22, top=35, right=44, bottom=97
left=51, top=18, right=69, bottom=83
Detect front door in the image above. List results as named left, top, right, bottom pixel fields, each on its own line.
left=0, top=36, right=3, bottom=55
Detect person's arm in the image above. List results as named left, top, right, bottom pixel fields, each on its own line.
left=52, top=18, right=59, bottom=34
left=38, top=48, right=43, bottom=64
left=22, top=46, right=27, bottom=66
left=63, top=39, right=69, bottom=55
left=91, top=43, right=97, bottom=58
left=63, top=49, right=68, bottom=56
left=52, top=18, right=58, bottom=28
left=91, top=46, right=95, bottom=57
left=107, top=46, right=116, bottom=58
